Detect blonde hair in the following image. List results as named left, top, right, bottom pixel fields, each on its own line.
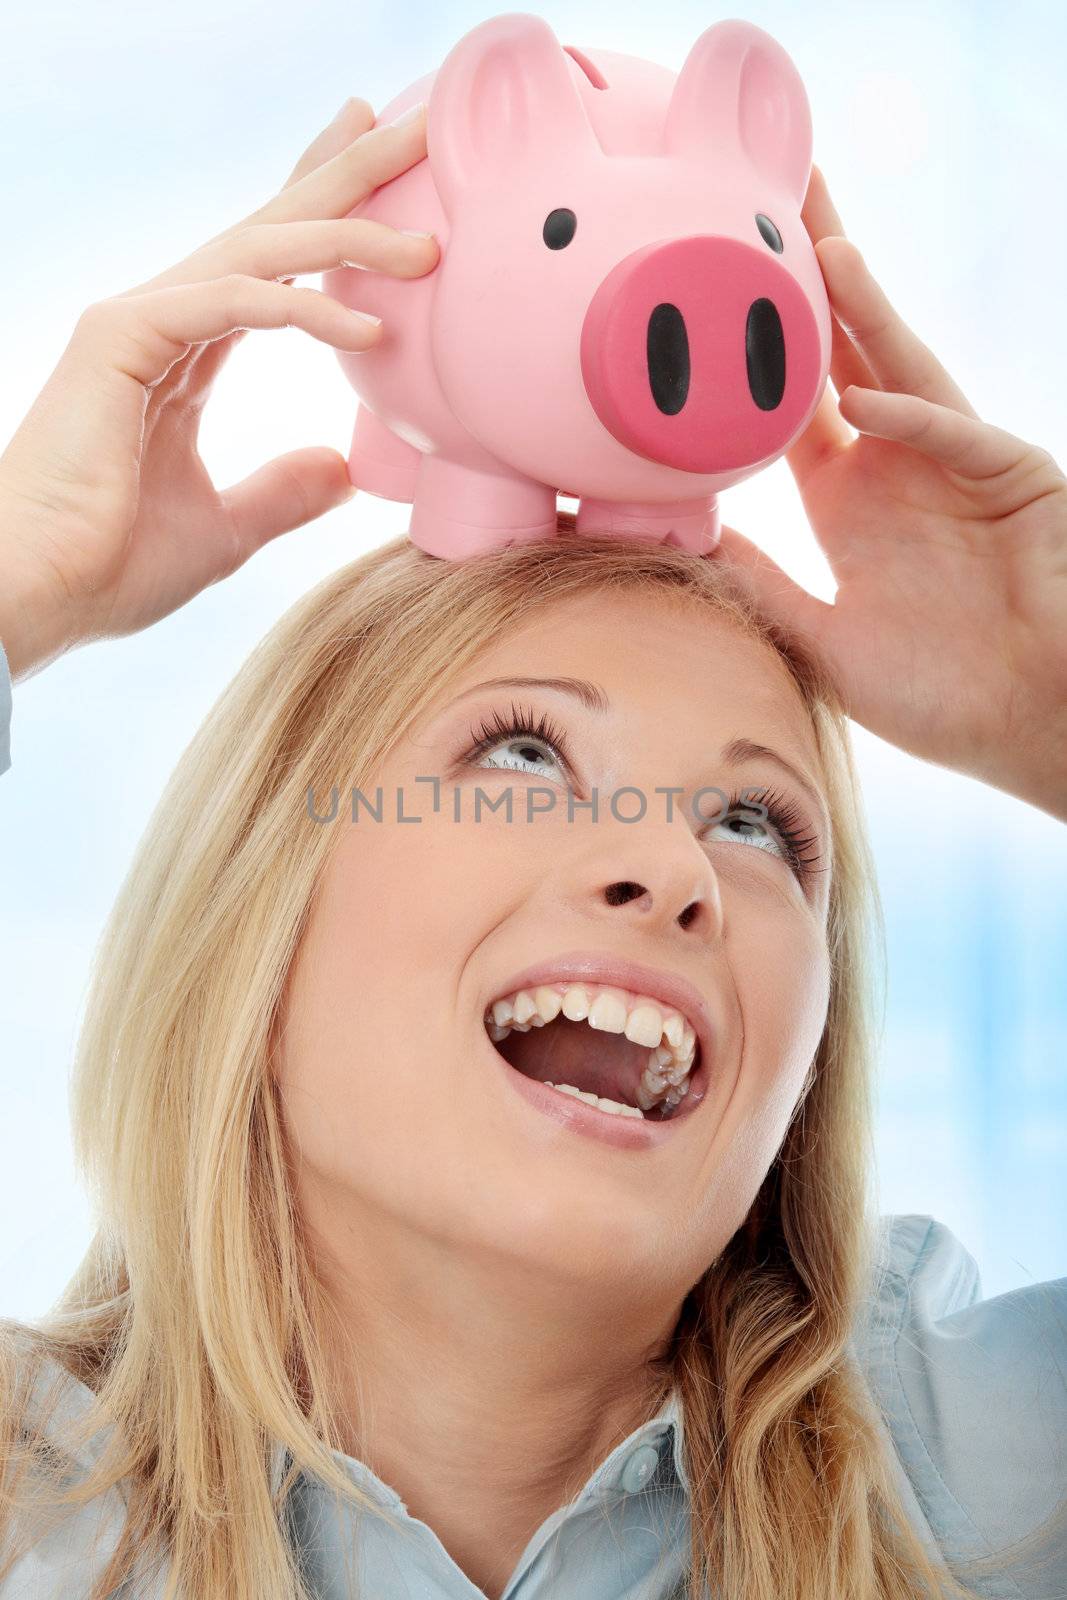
left=1, top=518, right=1063, bottom=1599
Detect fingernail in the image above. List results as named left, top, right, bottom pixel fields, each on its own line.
left=388, top=100, right=425, bottom=129
left=399, top=229, right=435, bottom=240
left=348, top=309, right=382, bottom=326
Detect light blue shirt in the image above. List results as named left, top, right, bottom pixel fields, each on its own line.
left=1, top=645, right=1065, bottom=1595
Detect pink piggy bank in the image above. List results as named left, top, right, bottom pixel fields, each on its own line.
left=322, top=12, right=831, bottom=560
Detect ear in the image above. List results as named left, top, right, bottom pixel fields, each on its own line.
left=428, top=13, right=599, bottom=215
left=663, top=20, right=812, bottom=206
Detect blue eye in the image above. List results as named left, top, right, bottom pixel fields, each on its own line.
left=705, top=787, right=823, bottom=883
left=465, top=705, right=575, bottom=787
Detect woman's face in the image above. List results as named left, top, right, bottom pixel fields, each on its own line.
left=277, top=588, right=832, bottom=1311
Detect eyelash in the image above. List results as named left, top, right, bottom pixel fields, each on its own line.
left=461, top=703, right=825, bottom=884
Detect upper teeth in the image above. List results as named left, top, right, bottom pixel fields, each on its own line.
left=483, top=982, right=699, bottom=1115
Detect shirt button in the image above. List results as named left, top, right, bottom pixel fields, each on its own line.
left=617, top=1440, right=663, bottom=1494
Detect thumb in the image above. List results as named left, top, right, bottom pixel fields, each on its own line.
left=221, top=447, right=356, bottom=561
left=711, top=523, right=834, bottom=648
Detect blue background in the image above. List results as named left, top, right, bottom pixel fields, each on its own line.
left=1, top=0, right=1064, bottom=1312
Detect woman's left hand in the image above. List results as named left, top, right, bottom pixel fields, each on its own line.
left=713, top=165, right=1067, bottom=823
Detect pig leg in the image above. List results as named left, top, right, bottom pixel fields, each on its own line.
left=575, top=495, right=721, bottom=553
left=347, top=404, right=421, bottom=503
left=408, top=455, right=557, bottom=560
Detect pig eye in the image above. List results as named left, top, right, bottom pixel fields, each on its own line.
left=543, top=208, right=577, bottom=250
left=755, top=214, right=784, bottom=254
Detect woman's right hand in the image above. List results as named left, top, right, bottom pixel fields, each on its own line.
left=0, top=97, right=438, bottom=680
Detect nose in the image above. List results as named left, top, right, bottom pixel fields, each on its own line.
left=595, top=850, right=724, bottom=945
left=580, top=234, right=822, bottom=475
left=602, top=876, right=714, bottom=934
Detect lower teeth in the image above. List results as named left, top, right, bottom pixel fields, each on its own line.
left=545, top=1082, right=645, bottom=1118
left=542, top=1081, right=683, bottom=1122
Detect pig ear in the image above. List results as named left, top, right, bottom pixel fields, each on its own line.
left=428, top=13, right=598, bottom=215
left=664, top=20, right=812, bottom=205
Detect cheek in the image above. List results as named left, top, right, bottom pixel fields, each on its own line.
left=273, top=815, right=511, bottom=1137
left=316, top=812, right=494, bottom=986
left=272, top=809, right=562, bottom=1247
left=750, top=917, right=828, bottom=1058
left=681, top=897, right=830, bottom=1266
left=727, top=891, right=831, bottom=1136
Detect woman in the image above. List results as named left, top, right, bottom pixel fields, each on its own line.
left=0, top=97, right=1064, bottom=1600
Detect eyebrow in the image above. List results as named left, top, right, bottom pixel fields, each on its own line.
left=442, top=676, right=830, bottom=829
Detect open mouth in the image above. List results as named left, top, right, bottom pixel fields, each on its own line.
left=482, top=979, right=710, bottom=1125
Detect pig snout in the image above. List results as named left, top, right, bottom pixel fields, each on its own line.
left=579, top=235, right=823, bottom=475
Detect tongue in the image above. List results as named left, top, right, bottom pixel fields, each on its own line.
left=492, top=1016, right=649, bottom=1107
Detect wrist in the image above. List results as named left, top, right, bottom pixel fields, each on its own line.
left=975, top=716, right=1067, bottom=825
left=1001, top=761, right=1067, bottom=826
left=0, top=484, right=87, bottom=680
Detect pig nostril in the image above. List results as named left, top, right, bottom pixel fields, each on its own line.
left=746, top=298, right=786, bottom=411
left=647, top=302, right=690, bottom=416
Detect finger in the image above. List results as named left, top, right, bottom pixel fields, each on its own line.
left=799, top=168, right=877, bottom=396
left=826, top=287, right=878, bottom=398
left=220, top=446, right=356, bottom=564
left=710, top=523, right=835, bottom=648
left=817, top=236, right=979, bottom=418
left=801, top=162, right=839, bottom=241
left=249, top=103, right=429, bottom=228
left=114, top=219, right=437, bottom=307
left=249, top=218, right=438, bottom=282
left=282, top=97, right=377, bottom=191
left=839, top=386, right=1034, bottom=479
left=198, top=218, right=438, bottom=290
left=145, top=218, right=431, bottom=409
left=78, top=277, right=383, bottom=389
left=785, top=383, right=854, bottom=485
left=801, top=162, right=846, bottom=247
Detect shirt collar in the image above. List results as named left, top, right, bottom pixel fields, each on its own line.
left=656, top=1380, right=691, bottom=1496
